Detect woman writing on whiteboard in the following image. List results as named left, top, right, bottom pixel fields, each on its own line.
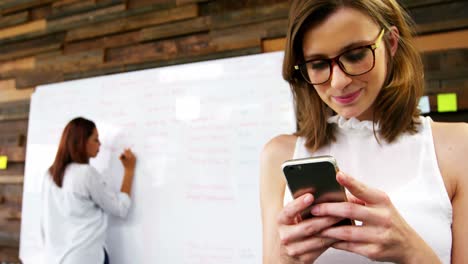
left=260, top=0, right=467, bottom=263
left=41, top=117, right=137, bottom=264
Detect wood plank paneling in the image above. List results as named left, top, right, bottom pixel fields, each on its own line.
left=440, top=79, right=468, bottom=110
left=13, top=50, right=104, bottom=88
left=127, top=0, right=175, bottom=10
left=199, top=0, right=287, bottom=16
left=0, top=0, right=29, bottom=10
left=0, top=176, right=23, bottom=185
left=211, top=19, right=288, bottom=42
left=415, top=29, right=468, bottom=52
left=0, top=87, right=34, bottom=103
left=15, top=69, right=64, bottom=89
left=211, top=33, right=260, bottom=53
left=51, top=0, right=97, bottom=14
left=30, top=4, right=53, bottom=20
left=0, top=184, right=24, bottom=205
left=36, top=49, right=104, bottom=73
left=0, top=100, right=29, bottom=121
left=0, top=134, right=23, bottom=147
left=0, top=147, right=26, bottom=163
left=0, top=119, right=27, bottom=147
left=408, top=1, right=468, bottom=24
left=0, top=79, right=17, bottom=92
left=0, top=219, right=20, bottom=246
left=424, top=80, right=441, bottom=94
left=262, top=37, right=285, bottom=52
left=0, top=20, right=47, bottom=41
left=47, top=0, right=125, bottom=20
left=423, top=49, right=468, bottom=81
left=416, top=17, right=468, bottom=34
left=0, top=32, right=64, bottom=62
left=64, top=63, right=126, bottom=80
left=67, top=46, right=263, bottom=80
left=0, top=58, right=36, bottom=78
left=0, top=0, right=55, bottom=15
left=123, top=46, right=261, bottom=72
left=64, top=30, right=141, bottom=54
left=211, top=2, right=289, bottom=30
left=0, top=205, right=21, bottom=222
left=0, top=163, right=25, bottom=178
left=66, top=4, right=199, bottom=42
left=47, top=4, right=127, bottom=32
left=106, top=33, right=213, bottom=65
left=0, top=11, right=29, bottom=30
left=107, top=18, right=283, bottom=66
left=409, top=1, right=468, bottom=34
left=0, top=246, right=20, bottom=262
left=140, top=16, right=211, bottom=42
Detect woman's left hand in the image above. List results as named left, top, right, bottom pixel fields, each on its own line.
left=310, top=171, right=441, bottom=264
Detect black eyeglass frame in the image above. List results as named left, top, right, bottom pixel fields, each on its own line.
left=294, top=29, right=386, bottom=85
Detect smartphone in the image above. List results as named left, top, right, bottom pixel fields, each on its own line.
left=282, top=155, right=354, bottom=225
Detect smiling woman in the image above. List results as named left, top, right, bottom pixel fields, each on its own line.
left=300, top=8, right=391, bottom=121
left=260, top=0, right=468, bottom=263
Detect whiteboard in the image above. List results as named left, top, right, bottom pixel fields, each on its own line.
left=20, top=51, right=295, bottom=264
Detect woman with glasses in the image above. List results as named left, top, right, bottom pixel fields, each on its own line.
left=260, top=0, right=467, bottom=263
left=41, top=117, right=137, bottom=264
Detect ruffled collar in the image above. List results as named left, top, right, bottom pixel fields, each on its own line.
left=327, top=115, right=379, bottom=132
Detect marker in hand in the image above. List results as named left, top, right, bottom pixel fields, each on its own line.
left=120, top=147, right=132, bottom=160
left=119, top=148, right=136, bottom=171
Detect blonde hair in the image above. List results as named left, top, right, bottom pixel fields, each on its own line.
left=283, top=0, right=424, bottom=151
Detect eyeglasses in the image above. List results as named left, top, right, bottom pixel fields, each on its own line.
left=294, top=29, right=385, bottom=85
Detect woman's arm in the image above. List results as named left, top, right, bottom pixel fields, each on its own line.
left=119, top=148, right=136, bottom=195
left=260, top=135, right=296, bottom=263
left=261, top=135, right=343, bottom=263
left=86, top=149, right=136, bottom=218
left=432, top=122, right=468, bottom=264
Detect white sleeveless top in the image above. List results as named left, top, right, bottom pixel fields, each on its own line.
left=284, top=115, right=452, bottom=263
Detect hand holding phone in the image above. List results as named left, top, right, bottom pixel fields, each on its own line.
left=282, top=155, right=354, bottom=225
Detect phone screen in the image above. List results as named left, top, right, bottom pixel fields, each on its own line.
left=282, top=156, right=353, bottom=225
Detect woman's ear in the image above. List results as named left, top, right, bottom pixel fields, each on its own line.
left=388, top=26, right=399, bottom=57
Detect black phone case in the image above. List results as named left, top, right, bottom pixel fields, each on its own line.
left=283, top=158, right=353, bottom=225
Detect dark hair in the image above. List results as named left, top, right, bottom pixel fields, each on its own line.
left=48, top=117, right=96, bottom=187
left=283, top=0, right=424, bottom=151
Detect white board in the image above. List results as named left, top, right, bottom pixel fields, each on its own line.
left=20, top=51, right=295, bottom=264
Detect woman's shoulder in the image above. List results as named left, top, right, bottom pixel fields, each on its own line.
left=66, top=163, right=99, bottom=178
left=431, top=121, right=468, bottom=153
left=261, top=134, right=298, bottom=165
left=430, top=121, right=468, bottom=197
left=260, top=135, right=297, bottom=196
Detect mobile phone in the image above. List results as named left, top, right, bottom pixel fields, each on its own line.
left=282, top=155, right=354, bottom=225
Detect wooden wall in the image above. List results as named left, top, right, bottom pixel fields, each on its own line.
left=0, top=0, right=467, bottom=261
left=0, top=101, right=27, bottom=262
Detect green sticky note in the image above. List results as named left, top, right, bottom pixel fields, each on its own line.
left=0, top=156, right=7, bottom=170
left=437, top=93, right=457, bottom=112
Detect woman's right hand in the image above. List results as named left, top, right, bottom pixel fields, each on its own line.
left=119, top=148, right=136, bottom=171
left=277, top=193, right=343, bottom=263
